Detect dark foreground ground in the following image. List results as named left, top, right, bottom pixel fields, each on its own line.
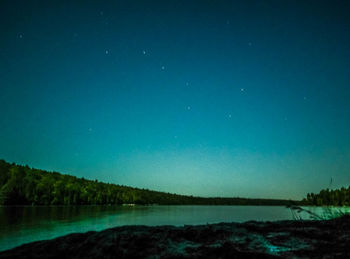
left=1, top=215, right=349, bottom=259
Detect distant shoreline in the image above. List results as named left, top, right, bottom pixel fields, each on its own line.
left=0, top=159, right=300, bottom=206
left=0, top=203, right=301, bottom=207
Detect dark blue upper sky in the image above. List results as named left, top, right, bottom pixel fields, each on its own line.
left=1, top=0, right=349, bottom=199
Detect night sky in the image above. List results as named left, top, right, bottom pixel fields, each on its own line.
left=1, top=1, right=350, bottom=199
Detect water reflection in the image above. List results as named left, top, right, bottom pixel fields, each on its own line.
left=0, top=205, right=349, bottom=252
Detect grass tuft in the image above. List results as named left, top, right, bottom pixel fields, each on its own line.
left=287, top=205, right=350, bottom=220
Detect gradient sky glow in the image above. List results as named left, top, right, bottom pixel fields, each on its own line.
left=1, top=0, right=350, bottom=199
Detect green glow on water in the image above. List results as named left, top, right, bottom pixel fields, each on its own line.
left=0, top=205, right=348, bottom=252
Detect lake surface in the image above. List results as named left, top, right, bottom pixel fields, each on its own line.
left=1, top=205, right=349, bottom=252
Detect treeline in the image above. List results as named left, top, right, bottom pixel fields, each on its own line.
left=0, top=159, right=295, bottom=206
left=303, top=187, right=350, bottom=206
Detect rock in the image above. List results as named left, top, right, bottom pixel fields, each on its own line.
left=1, top=215, right=350, bottom=258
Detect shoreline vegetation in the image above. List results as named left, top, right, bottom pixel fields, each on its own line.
left=1, top=159, right=349, bottom=207
left=0, top=160, right=296, bottom=206
left=1, top=159, right=350, bottom=257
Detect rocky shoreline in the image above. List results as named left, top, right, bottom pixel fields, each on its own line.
left=1, top=215, right=349, bottom=258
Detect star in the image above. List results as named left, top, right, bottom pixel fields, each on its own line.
left=248, top=42, right=252, bottom=46
left=187, top=106, right=191, bottom=110
left=240, top=88, right=245, bottom=92
left=228, top=114, right=232, bottom=118
left=186, top=82, right=189, bottom=86
left=161, top=66, right=165, bottom=70
left=105, top=50, right=109, bottom=54
left=142, top=50, right=146, bottom=55
left=19, top=34, right=23, bottom=38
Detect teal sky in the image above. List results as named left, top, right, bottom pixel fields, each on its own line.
left=1, top=0, right=350, bottom=199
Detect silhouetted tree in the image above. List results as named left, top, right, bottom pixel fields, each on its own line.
left=0, top=160, right=298, bottom=206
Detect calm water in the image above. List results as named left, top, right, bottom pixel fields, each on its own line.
left=1, top=205, right=349, bottom=252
